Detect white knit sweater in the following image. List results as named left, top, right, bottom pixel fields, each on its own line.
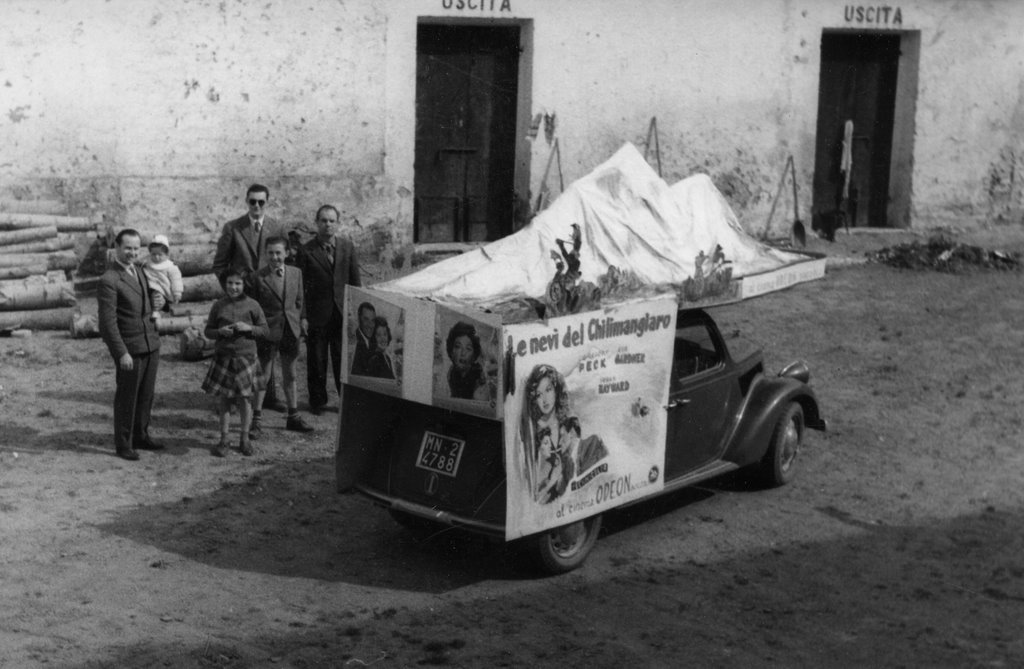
left=141, top=258, right=184, bottom=303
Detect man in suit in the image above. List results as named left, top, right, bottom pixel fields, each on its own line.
left=98, top=229, right=165, bottom=461
left=296, top=204, right=362, bottom=414
left=251, top=235, right=315, bottom=439
left=558, top=416, right=608, bottom=474
left=213, top=183, right=286, bottom=411
left=350, top=301, right=376, bottom=376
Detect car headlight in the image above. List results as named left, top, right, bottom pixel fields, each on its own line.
left=778, top=360, right=810, bottom=383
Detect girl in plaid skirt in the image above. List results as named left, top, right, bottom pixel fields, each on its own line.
left=202, top=270, right=269, bottom=457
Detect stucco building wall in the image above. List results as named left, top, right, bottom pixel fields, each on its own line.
left=1, top=0, right=1022, bottom=249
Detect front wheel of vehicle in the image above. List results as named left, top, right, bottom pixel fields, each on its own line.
left=760, top=402, right=803, bottom=487
left=520, top=514, right=602, bottom=575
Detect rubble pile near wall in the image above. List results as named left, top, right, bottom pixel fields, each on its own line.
left=868, top=235, right=1021, bottom=272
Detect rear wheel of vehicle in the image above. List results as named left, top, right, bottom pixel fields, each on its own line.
left=760, top=402, right=803, bottom=487
left=521, top=514, right=602, bottom=575
left=388, top=509, right=442, bottom=541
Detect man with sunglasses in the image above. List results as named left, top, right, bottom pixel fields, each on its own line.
left=213, top=184, right=283, bottom=293
left=213, top=183, right=287, bottom=411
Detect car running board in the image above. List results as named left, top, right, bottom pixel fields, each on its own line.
left=661, top=460, right=739, bottom=495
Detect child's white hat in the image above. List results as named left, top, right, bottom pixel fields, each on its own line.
left=149, top=234, right=170, bottom=253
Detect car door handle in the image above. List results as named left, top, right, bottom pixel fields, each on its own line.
left=666, top=398, right=692, bottom=409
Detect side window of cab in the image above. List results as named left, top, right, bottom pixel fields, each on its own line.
left=672, top=322, right=723, bottom=388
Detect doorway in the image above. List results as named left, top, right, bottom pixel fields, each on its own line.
left=414, top=24, right=521, bottom=243
left=812, top=31, right=919, bottom=231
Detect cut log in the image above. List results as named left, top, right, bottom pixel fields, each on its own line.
left=0, top=235, right=77, bottom=254
left=0, top=264, right=48, bottom=280
left=0, top=307, right=75, bottom=331
left=155, top=312, right=212, bottom=335
left=0, top=226, right=58, bottom=246
left=0, top=199, right=68, bottom=215
left=178, top=326, right=216, bottom=360
left=0, top=251, right=78, bottom=271
left=181, top=273, right=223, bottom=303
left=169, top=300, right=214, bottom=318
left=156, top=231, right=218, bottom=246
left=0, top=213, right=98, bottom=231
left=0, top=280, right=76, bottom=311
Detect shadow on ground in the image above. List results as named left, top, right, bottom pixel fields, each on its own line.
left=78, top=507, right=1024, bottom=668
left=96, top=456, right=522, bottom=592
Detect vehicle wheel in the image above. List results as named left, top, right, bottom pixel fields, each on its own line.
left=388, top=509, right=442, bottom=541
left=520, top=514, right=602, bottom=575
left=760, top=402, right=803, bottom=487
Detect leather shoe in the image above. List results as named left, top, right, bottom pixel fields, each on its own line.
left=249, top=415, right=262, bottom=441
left=309, top=405, right=324, bottom=416
left=286, top=415, right=315, bottom=433
left=135, top=439, right=165, bottom=451
left=239, top=439, right=254, bottom=456
left=117, top=449, right=140, bottom=461
left=263, top=399, right=287, bottom=413
left=211, top=441, right=228, bottom=458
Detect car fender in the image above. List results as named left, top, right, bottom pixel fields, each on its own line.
left=726, top=375, right=825, bottom=468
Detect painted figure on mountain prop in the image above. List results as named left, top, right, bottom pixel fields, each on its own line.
left=545, top=223, right=601, bottom=316
left=680, top=244, right=735, bottom=303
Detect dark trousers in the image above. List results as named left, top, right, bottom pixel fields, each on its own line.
left=113, top=351, right=159, bottom=453
left=306, top=309, right=342, bottom=409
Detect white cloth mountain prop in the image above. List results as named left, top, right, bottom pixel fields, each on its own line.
left=378, top=143, right=817, bottom=313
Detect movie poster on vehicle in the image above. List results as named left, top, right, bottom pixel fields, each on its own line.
left=502, top=296, right=677, bottom=539
left=432, top=305, right=502, bottom=419
left=342, top=286, right=405, bottom=396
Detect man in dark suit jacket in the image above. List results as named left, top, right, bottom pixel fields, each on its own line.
left=98, top=229, right=165, bottom=461
left=212, top=183, right=284, bottom=294
left=251, top=235, right=315, bottom=438
left=350, top=301, right=377, bottom=376
left=296, top=204, right=362, bottom=414
left=212, top=183, right=286, bottom=410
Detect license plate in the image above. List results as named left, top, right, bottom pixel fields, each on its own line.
left=416, top=431, right=466, bottom=478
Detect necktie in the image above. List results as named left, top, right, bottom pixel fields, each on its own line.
left=254, top=220, right=262, bottom=235
left=273, top=267, right=284, bottom=295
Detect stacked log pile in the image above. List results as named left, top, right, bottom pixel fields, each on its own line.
left=0, top=199, right=225, bottom=339
left=0, top=200, right=100, bottom=331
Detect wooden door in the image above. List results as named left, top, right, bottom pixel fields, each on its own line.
left=813, top=33, right=900, bottom=230
left=415, top=24, right=520, bottom=243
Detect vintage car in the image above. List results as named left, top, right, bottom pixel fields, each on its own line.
left=342, top=307, right=826, bottom=574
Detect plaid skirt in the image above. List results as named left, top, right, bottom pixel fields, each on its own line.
left=202, top=352, right=265, bottom=398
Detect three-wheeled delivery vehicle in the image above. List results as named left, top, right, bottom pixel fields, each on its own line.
left=334, top=144, right=828, bottom=573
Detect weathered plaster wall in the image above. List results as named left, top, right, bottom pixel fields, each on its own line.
left=2, top=0, right=1022, bottom=247
left=902, top=1, right=1024, bottom=226
left=398, top=0, right=815, bottom=234
left=524, top=0, right=811, bottom=228
left=0, top=0, right=398, bottom=243
left=412, top=0, right=1024, bottom=230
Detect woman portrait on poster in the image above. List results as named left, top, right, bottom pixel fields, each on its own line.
left=520, top=363, right=571, bottom=501
left=366, top=316, right=396, bottom=380
left=445, top=320, right=490, bottom=401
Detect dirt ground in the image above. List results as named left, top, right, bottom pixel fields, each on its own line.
left=2, top=226, right=1024, bottom=668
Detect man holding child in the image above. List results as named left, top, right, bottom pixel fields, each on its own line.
left=98, top=229, right=165, bottom=461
